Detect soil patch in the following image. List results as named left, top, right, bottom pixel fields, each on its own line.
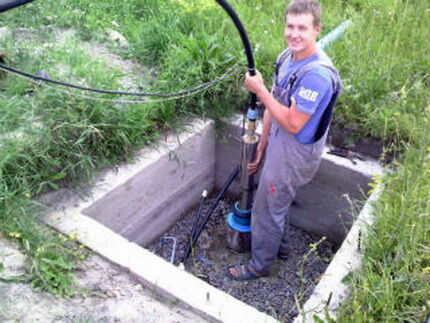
left=148, top=196, right=334, bottom=322
left=0, top=237, right=203, bottom=322
left=328, top=123, right=398, bottom=164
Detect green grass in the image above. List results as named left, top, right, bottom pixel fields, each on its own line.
left=0, top=0, right=428, bottom=319
left=337, top=130, right=430, bottom=322
left=0, top=195, right=88, bottom=297
left=331, top=0, right=430, bottom=144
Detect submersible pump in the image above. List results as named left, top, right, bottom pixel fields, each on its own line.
left=216, top=0, right=258, bottom=252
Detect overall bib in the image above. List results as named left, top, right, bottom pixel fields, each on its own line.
left=248, top=57, right=336, bottom=275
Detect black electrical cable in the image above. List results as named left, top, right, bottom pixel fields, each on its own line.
left=182, top=2, right=257, bottom=263
left=0, top=0, right=256, bottom=103
left=182, top=191, right=207, bottom=264
left=182, top=165, right=240, bottom=263
left=0, top=62, right=243, bottom=98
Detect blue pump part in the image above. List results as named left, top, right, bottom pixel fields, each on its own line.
left=234, top=201, right=251, bottom=216
left=233, top=212, right=250, bottom=226
left=232, top=202, right=251, bottom=226
left=247, top=108, right=258, bottom=121
left=227, top=212, right=251, bottom=232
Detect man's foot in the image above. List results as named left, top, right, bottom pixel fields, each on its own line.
left=226, top=264, right=263, bottom=281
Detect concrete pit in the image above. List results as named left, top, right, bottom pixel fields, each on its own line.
left=43, top=116, right=383, bottom=322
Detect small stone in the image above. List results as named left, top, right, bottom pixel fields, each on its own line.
left=106, top=29, right=128, bottom=48
left=134, top=284, right=143, bottom=292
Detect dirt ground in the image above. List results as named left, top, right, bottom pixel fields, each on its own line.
left=0, top=237, right=205, bottom=323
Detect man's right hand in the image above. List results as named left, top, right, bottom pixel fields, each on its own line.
left=247, top=141, right=267, bottom=175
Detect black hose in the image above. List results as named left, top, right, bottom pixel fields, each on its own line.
left=183, top=165, right=240, bottom=263
left=182, top=191, right=207, bottom=264
left=0, top=0, right=35, bottom=12
left=215, top=0, right=257, bottom=110
left=194, top=165, right=240, bottom=241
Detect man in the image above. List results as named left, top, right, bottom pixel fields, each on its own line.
left=227, top=0, right=341, bottom=280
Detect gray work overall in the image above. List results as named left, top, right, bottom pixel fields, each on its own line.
left=248, top=85, right=328, bottom=276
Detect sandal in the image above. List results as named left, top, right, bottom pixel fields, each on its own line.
left=226, top=264, right=261, bottom=281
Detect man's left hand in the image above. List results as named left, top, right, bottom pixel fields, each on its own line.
left=244, top=70, right=266, bottom=95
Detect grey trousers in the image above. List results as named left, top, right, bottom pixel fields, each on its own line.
left=249, top=123, right=326, bottom=275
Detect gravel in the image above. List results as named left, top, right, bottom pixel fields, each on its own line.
left=147, top=195, right=335, bottom=322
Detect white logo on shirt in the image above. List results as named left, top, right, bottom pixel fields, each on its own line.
left=298, top=87, right=319, bottom=102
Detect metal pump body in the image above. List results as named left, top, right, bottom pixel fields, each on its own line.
left=226, top=106, right=259, bottom=252
left=215, top=0, right=259, bottom=252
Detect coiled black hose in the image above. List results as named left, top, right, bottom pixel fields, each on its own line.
left=0, top=62, right=242, bottom=98
left=0, top=0, right=257, bottom=106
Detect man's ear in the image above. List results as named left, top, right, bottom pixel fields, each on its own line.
left=314, top=24, right=321, bottom=35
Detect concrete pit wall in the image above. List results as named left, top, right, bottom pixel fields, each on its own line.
left=81, top=119, right=216, bottom=246
left=43, top=117, right=383, bottom=322
left=216, top=116, right=382, bottom=247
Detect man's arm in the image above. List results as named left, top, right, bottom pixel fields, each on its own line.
left=259, top=92, right=273, bottom=147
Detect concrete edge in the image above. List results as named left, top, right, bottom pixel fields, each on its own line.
left=320, top=146, right=383, bottom=178
left=43, top=211, right=278, bottom=323
left=222, top=114, right=384, bottom=176
left=293, top=183, right=384, bottom=322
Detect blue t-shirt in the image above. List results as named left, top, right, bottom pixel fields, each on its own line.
left=277, top=50, right=334, bottom=144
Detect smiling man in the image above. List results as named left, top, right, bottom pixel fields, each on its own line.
left=227, top=0, right=341, bottom=280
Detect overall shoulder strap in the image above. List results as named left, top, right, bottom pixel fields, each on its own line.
left=274, top=48, right=292, bottom=77
left=290, top=61, right=341, bottom=94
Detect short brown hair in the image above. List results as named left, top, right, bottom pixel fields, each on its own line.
left=285, top=0, right=322, bottom=26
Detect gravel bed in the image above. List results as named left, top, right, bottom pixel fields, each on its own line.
left=147, top=195, right=335, bottom=322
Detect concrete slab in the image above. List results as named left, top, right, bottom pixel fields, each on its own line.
left=82, top=119, right=216, bottom=246
left=292, top=149, right=380, bottom=246
left=45, top=211, right=276, bottom=323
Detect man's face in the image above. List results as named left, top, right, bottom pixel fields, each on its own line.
left=284, top=13, right=320, bottom=57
